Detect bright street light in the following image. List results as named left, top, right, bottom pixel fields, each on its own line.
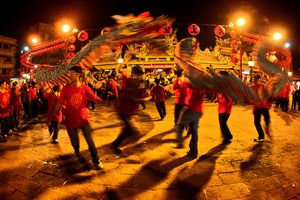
left=24, top=46, right=29, bottom=52
left=274, top=32, right=282, bottom=40
left=237, top=18, right=245, bottom=26
left=62, top=24, right=70, bottom=32
left=284, top=42, right=291, bottom=48
left=248, top=61, right=255, bottom=67
left=32, top=38, right=38, bottom=44
left=118, top=58, right=124, bottom=64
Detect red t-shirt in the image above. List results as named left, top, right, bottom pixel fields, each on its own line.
left=281, top=85, right=290, bottom=98
left=251, top=84, right=270, bottom=109
left=0, top=91, right=11, bottom=118
left=28, top=88, right=38, bottom=100
left=11, top=90, right=23, bottom=111
left=44, top=93, right=62, bottom=122
left=150, top=84, right=166, bottom=102
left=217, top=93, right=233, bottom=114
left=107, top=79, right=118, bottom=96
left=172, top=79, right=186, bottom=105
left=57, top=83, right=99, bottom=128
left=182, top=81, right=205, bottom=113
left=118, top=75, right=142, bottom=116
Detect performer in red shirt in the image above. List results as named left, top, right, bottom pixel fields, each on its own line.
left=0, top=80, right=10, bottom=142
left=214, top=92, right=233, bottom=143
left=49, top=66, right=103, bottom=170
left=172, top=70, right=186, bottom=125
left=150, top=78, right=167, bottom=120
left=250, top=76, right=270, bottom=142
left=43, top=85, right=62, bottom=144
left=111, top=65, right=150, bottom=154
left=175, top=80, right=205, bottom=158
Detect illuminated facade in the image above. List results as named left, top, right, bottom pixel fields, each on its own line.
left=0, top=35, right=17, bottom=79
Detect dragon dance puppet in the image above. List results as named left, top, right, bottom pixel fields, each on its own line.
left=174, top=37, right=290, bottom=105
left=36, top=12, right=174, bottom=86
left=35, top=11, right=290, bottom=105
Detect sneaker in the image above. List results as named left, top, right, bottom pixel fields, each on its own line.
left=111, top=144, right=122, bottom=154
left=254, top=138, right=264, bottom=142
left=187, top=151, right=198, bottom=158
left=0, top=139, right=7, bottom=143
left=93, top=161, right=104, bottom=170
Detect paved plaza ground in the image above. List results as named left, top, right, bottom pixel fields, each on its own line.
left=0, top=97, right=300, bottom=200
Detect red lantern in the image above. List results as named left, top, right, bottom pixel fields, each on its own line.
left=230, top=31, right=237, bottom=38
left=188, top=24, right=200, bottom=36
left=78, top=31, right=88, bottom=41
left=101, top=27, right=110, bottom=35
left=67, top=52, right=75, bottom=59
left=69, top=36, right=76, bottom=43
left=214, top=25, right=226, bottom=37
left=231, top=57, right=238, bottom=64
left=231, top=48, right=238, bottom=55
left=230, top=40, right=238, bottom=47
left=160, top=25, right=173, bottom=35
left=68, top=44, right=76, bottom=51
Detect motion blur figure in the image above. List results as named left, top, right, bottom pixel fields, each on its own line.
left=111, top=65, right=150, bottom=154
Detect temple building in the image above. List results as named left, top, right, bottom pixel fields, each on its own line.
left=93, top=31, right=258, bottom=80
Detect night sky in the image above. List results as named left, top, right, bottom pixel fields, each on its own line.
left=1, top=0, right=300, bottom=66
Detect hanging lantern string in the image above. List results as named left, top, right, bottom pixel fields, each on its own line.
left=174, top=23, right=230, bottom=27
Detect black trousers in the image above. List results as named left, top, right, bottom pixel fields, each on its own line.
left=174, top=103, right=184, bottom=125
left=112, top=114, right=134, bottom=147
left=1, top=116, right=9, bottom=137
left=155, top=101, right=166, bottom=119
left=254, top=108, right=270, bottom=139
left=291, top=97, right=298, bottom=110
left=22, top=102, right=30, bottom=116
left=13, top=110, right=20, bottom=128
left=281, top=97, right=289, bottom=112
left=218, top=113, right=232, bottom=140
left=49, top=121, right=60, bottom=140
left=87, top=100, right=95, bottom=110
left=31, top=99, right=39, bottom=118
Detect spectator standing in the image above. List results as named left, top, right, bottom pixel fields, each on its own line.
left=0, top=80, right=10, bottom=142
left=28, top=82, right=39, bottom=120
left=11, top=82, right=23, bottom=130
left=20, top=83, right=30, bottom=118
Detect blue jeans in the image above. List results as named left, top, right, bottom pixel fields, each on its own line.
left=176, top=107, right=203, bottom=155
left=67, top=124, right=99, bottom=163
